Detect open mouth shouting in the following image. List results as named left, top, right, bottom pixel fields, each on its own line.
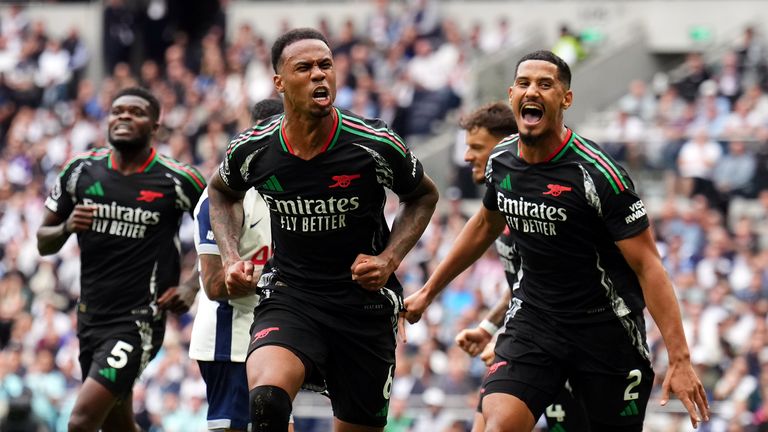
left=520, top=103, right=544, bottom=128
left=312, top=86, right=331, bottom=107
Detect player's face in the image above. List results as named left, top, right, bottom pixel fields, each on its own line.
left=464, top=126, right=499, bottom=184
left=274, top=39, right=336, bottom=118
left=108, top=95, right=157, bottom=150
left=508, top=60, right=572, bottom=145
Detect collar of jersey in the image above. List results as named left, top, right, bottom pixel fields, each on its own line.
left=108, top=147, right=158, bottom=173
left=278, top=107, right=342, bottom=155
left=517, top=127, right=574, bottom=163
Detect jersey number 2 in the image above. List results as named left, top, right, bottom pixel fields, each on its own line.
left=624, top=369, right=642, bottom=401
left=107, top=340, right=134, bottom=369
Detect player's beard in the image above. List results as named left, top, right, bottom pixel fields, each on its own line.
left=110, top=135, right=149, bottom=152
left=518, top=131, right=543, bottom=148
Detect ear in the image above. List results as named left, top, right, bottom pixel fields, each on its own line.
left=507, top=85, right=514, bottom=105
left=562, top=89, right=573, bottom=110
left=273, top=74, right=284, bottom=94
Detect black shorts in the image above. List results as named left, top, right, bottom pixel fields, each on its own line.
left=481, top=302, right=654, bottom=429
left=77, top=312, right=165, bottom=399
left=247, top=288, right=400, bottom=427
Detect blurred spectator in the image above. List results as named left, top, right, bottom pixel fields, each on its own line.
left=478, top=17, right=514, bottom=54
left=675, top=52, right=712, bottom=103
left=712, top=139, right=758, bottom=211
left=102, top=0, right=136, bottom=75
left=677, top=126, right=723, bottom=199
left=552, top=24, right=585, bottom=66
left=411, top=387, right=454, bottom=432
left=618, top=79, right=657, bottom=122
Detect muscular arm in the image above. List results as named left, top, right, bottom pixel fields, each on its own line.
left=37, top=211, right=70, bottom=256
left=199, top=254, right=259, bottom=300
left=351, top=174, right=439, bottom=290
left=404, top=206, right=506, bottom=323
left=455, top=288, right=511, bottom=356
left=207, top=173, right=246, bottom=265
left=486, top=289, right=512, bottom=327
left=37, top=205, right=94, bottom=255
left=207, top=173, right=254, bottom=293
left=617, top=227, right=709, bottom=427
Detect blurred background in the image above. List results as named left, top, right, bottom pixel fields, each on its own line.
left=1, top=0, right=768, bottom=431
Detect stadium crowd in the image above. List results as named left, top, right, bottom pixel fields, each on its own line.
left=0, top=1, right=766, bottom=431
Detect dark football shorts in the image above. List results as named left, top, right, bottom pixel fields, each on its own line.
left=247, top=287, right=400, bottom=427
left=481, top=303, right=654, bottom=431
left=477, top=382, right=591, bottom=431
left=77, top=312, right=165, bottom=399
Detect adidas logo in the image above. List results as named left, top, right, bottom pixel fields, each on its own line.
left=99, top=367, right=117, bottom=382
left=259, top=175, right=283, bottom=192
left=85, top=181, right=104, bottom=197
left=500, top=174, right=512, bottom=191
left=620, top=400, right=639, bottom=416
left=550, top=424, right=567, bottom=432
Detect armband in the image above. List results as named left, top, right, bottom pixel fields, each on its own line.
left=478, top=319, right=499, bottom=336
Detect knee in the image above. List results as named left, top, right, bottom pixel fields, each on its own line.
left=250, top=385, right=292, bottom=432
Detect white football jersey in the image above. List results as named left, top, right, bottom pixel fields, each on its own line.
left=189, top=188, right=271, bottom=362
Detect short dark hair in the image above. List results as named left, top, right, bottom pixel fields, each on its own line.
left=251, top=98, right=284, bottom=124
left=515, top=50, right=572, bottom=89
left=112, top=86, right=161, bottom=122
left=271, top=27, right=330, bottom=73
left=459, top=102, right=518, bottom=138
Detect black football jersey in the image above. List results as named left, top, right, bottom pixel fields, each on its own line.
left=45, top=148, right=205, bottom=318
left=218, top=108, right=423, bottom=307
left=483, top=130, right=649, bottom=323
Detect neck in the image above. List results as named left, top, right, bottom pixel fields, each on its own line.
left=111, top=145, right=154, bottom=175
left=519, top=124, right=570, bottom=164
left=282, top=107, right=337, bottom=160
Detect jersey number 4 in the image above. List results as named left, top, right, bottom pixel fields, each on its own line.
left=250, top=246, right=271, bottom=266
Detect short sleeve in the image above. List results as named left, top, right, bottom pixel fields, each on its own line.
left=193, top=190, right=220, bottom=256
left=44, top=162, right=78, bottom=218
left=218, top=131, right=253, bottom=192
left=597, top=172, right=649, bottom=241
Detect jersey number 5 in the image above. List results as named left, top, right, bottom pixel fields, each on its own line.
left=107, top=340, right=135, bottom=369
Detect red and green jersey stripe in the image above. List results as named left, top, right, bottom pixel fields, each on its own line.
left=556, top=131, right=628, bottom=194
left=279, top=108, right=342, bottom=154
left=156, top=154, right=206, bottom=192
left=108, top=147, right=158, bottom=173
left=226, top=116, right=282, bottom=158
left=340, top=114, right=407, bottom=157
left=59, top=148, right=111, bottom=177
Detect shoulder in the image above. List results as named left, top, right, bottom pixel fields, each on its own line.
left=226, top=116, right=282, bottom=158
left=59, top=148, right=110, bottom=176
left=568, top=132, right=632, bottom=195
left=338, top=109, right=409, bottom=158
left=155, top=153, right=207, bottom=193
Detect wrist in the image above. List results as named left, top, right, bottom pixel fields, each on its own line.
left=478, top=319, right=499, bottom=336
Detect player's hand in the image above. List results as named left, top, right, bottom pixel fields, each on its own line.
left=402, top=289, right=431, bottom=324
left=455, top=327, right=493, bottom=357
left=350, top=253, right=395, bottom=291
left=157, top=285, right=195, bottom=314
left=224, top=260, right=257, bottom=297
left=479, top=340, right=496, bottom=366
left=660, top=360, right=710, bottom=429
left=67, top=204, right=97, bottom=233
